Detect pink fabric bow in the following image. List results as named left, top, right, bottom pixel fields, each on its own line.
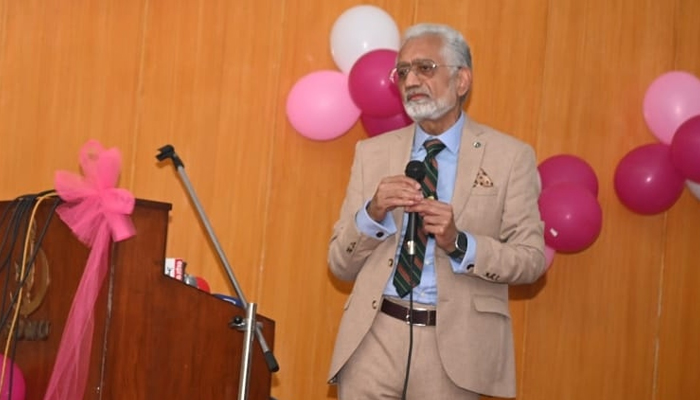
left=44, top=140, right=135, bottom=400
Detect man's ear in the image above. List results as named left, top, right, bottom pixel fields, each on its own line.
left=457, top=68, right=473, bottom=97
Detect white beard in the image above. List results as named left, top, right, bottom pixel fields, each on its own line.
left=404, top=96, right=454, bottom=121
left=403, top=80, right=458, bottom=122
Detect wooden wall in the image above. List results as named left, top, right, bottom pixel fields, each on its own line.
left=0, top=0, right=697, bottom=399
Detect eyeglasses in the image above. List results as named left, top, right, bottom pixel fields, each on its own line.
left=389, top=59, right=463, bottom=84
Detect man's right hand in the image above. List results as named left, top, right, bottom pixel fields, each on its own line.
left=366, top=175, right=423, bottom=222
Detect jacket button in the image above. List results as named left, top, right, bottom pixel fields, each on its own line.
left=372, top=300, right=378, bottom=309
left=388, top=258, right=393, bottom=267
left=376, top=232, right=384, bottom=238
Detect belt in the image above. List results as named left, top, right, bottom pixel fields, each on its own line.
left=380, top=299, right=437, bottom=326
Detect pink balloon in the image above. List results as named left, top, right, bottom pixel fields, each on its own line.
left=286, top=70, right=361, bottom=141
left=544, top=245, right=556, bottom=271
left=643, top=71, right=700, bottom=144
left=538, top=154, right=599, bottom=197
left=670, top=115, right=700, bottom=182
left=0, top=354, right=25, bottom=400
left=360, top=110, right=413, bottom=137
left=614, top=143, right=685, bottom=214
left=348, top=49, right=404, bottom=117
left=538, top=182, right=602, bottom=253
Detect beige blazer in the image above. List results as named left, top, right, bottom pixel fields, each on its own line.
left=327, top=116, right=546, bottom=398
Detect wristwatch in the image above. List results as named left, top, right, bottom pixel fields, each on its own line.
left=448, top=231, right=468, bottom=260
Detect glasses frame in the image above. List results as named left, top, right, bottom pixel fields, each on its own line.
left=389, top=59, right=463, bottom=84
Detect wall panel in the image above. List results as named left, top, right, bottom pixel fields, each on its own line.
left=262, top=1, right=415, bottom=397
left=656, top=0, right=700, bottom=398
left=0, top=0, right=145, bottom=195
left=521, top=0, right=677, bottom=398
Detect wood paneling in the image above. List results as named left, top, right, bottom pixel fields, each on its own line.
left=520, top=0, right=677, bottom=398
left=0, top=0, right=697, bottom=399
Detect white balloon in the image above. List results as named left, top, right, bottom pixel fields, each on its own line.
left=687, top=180, right=700, bottom=201
left=330, top=5, right=400, bottom=73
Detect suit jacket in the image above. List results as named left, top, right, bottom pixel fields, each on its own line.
left=327, top=116, right=546, bottom=398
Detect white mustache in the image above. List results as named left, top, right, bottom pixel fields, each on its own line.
left=405, top=89, right=430, bottom=101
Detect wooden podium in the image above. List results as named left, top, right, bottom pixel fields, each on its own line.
left=0, top=198, right=275, bottom=399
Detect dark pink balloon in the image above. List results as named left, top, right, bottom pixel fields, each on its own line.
left=348, top=49, right=404, bottom=117
left=538, top=182, right=602, bottom=253
left=614, top=143, right=685, bottom=215
left=670, top=114, right=700, bottom=182
left=0, top=354, right=25, bottom=400
left=361, top=110, right=413, bottom=137
left=538, top=154, right=599, bottom=197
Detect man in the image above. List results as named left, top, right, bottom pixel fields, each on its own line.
left=327, top=23, right=546, bottom=399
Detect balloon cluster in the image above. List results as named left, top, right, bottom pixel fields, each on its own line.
left=538, top=154, right=603, bottom=269
left=614, top=71, right=700, bottom=213
left=286, top=6, right=412, bottom=141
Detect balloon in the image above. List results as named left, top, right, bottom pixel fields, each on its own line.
left=544, top=245, right=556, bottom=271
left=348, top=49, right=404, bottom=117
left=687, top=180, right=700, bottom=201
left=670, top=115, right=700, bottom=182
left=538, top=182, right=602, bottom=253
left=330, top=5, right=400, bottom=73
left=286, top=70, right=361, bottom=141
left=0, top=354, right=25, bottom=400
left=643, top=71, right=700, bottom=144
left=614, top=143, right=685, bottom=214
left=360, top=110, right=413, bottom=137
left=538, top=154, right=599, bottom=197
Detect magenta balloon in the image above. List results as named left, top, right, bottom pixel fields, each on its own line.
left=0, top=354, right=26, bottom=400
left=538, top=154, right=599, bottom=196
left=286, top=70, right=361, bottom=141
left=670, top=115, right=700, bottom=182
left=360, top=110, right=413, bottom=137
left=538, top=182, right=602, bottom=253
left=614, top=143, right=685, bottom=214
left=348, top=49, right=404, bottom=117
left=643, top=71, right=700, bottom=144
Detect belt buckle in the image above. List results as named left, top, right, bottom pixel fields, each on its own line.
left=404, top=309, right=428, bottom=327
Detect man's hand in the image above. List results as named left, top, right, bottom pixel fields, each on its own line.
left=408, top=198, right=459, bottom=253
left=367, top=175, right=423, bottom=222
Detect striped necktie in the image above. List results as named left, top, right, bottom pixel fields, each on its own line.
left=393, top=139, right=446, bottom=297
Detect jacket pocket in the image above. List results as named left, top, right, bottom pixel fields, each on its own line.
left=473, top=295, right=511, bottom=319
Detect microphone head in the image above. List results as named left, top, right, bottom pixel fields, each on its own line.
left=405, top=160, right=426, bottom=181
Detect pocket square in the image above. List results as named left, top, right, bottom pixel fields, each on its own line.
left=473, top=168, right=493, bottom=187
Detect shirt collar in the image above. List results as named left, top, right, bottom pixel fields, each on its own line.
left=413, top=112, right=465, bottom=155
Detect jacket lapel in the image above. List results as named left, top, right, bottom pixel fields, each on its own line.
left=452, top=117, right=485, bottom=220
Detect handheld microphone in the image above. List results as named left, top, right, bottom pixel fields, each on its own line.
left=405, top=160, right=426, bottom=255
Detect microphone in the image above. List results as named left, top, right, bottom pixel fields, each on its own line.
left=405, top=160, right=426, bottom=255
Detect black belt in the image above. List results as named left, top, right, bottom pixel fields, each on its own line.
left=380, top=299, right=437, bottom=326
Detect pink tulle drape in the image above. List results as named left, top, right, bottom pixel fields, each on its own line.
left=44, top=140, right=135, bottom=400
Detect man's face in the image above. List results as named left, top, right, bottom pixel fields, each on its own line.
left=395, top=35, right=471, bottom=123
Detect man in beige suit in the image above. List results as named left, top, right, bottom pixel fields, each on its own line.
left=327, top=23, right=546, bottom=399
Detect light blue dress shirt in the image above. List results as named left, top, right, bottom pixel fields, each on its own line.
left=355, top=113, right=477, bottom=305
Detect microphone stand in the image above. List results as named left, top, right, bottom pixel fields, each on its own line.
left=156, top=144, right=279, bottom=400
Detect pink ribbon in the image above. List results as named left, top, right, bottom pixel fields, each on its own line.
left=44, top=140, right=135, bottom=400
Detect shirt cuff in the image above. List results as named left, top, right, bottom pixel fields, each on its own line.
left=355, top=199, right=396, bottom=240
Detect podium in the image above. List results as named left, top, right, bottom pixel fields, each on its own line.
left=0, top=198, right=275, bottom=399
